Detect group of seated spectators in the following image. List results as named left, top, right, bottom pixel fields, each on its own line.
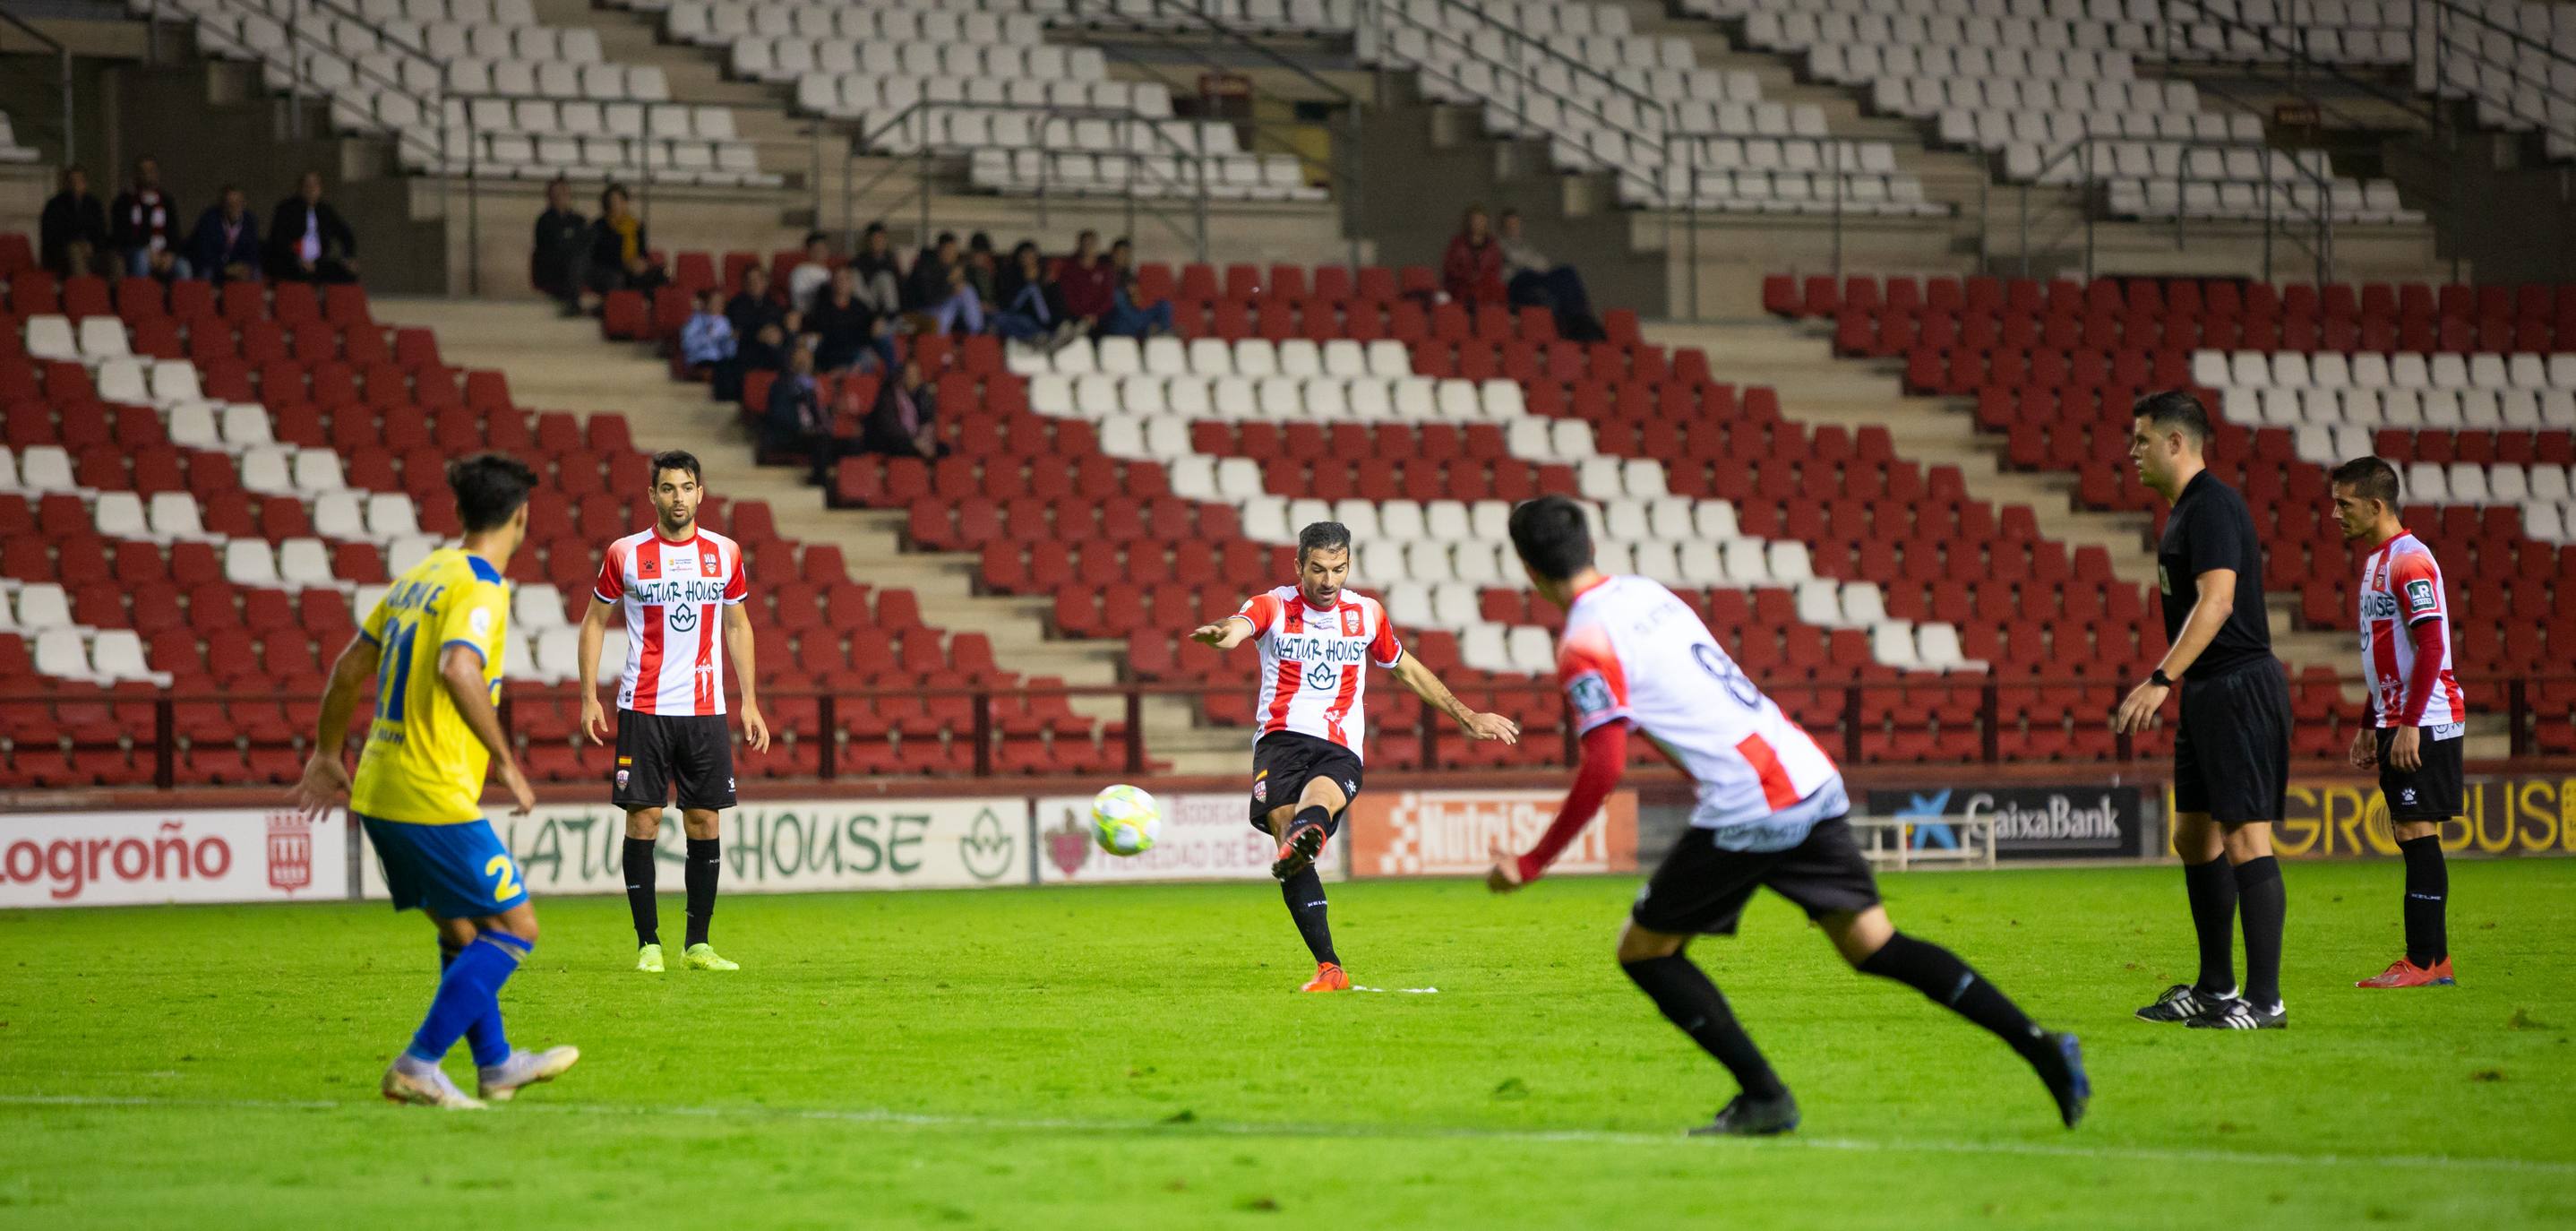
left=1442, top=204, right=1606, bottom=343
left=543, top=216, right=1177, bottom=482
left=41, top=160, right=360, bottom=285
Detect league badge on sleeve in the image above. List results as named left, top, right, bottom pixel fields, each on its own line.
left=1567, top=674, right=1615, bottom=721
left=2403, top=577, right=2438, bottom=616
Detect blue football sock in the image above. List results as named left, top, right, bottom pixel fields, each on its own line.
left=438, top=940, right=515, bottom=1069
left=408, top=932, right=530, bottom=1064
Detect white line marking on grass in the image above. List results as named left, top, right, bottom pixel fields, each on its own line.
left=6, top=1093, right=2572, bottom=1178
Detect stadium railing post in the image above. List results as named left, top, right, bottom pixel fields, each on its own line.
left=1979, top=679, right=1999, bottom=763
left=1419, top=695, right=1438, bottom=769
left=1123, top=689, right=1144, bottom=774
left=819, top=695, right=837, bottom=779
left=1842, top=684, right=1862, bottom=762
left=972, top=691, right=992, bottom=777
left=2508, top=678, right=2529, bottom=757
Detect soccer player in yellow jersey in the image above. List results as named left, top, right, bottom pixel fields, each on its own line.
left=295, top=453, right=578, bottom=1109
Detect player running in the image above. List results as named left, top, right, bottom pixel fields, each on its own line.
left=580, top=450, right=769, bottom=974
left=2331, top=457, right=2460, bottom=989
left=1484, top=495, right=2086, bottom=1136
left=1189, top=521, right=1520, bottom=993
left=295, top=452, right=579, bottom=1110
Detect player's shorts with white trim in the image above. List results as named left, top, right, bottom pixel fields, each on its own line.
left=1630, top=816, right=1881, bottom=936
left=2377, top=724, right=2465, bottom=820
left=2170, top=658, right=2292, bottom=823
left=613, top=710, right=737, bottom=812
left=359, top=813, right=528, bottom=918
left=1247, top=730, right=1361, bottom=829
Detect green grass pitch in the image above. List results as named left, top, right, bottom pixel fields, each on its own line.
left=3, top=859, right=2572, bottom=1229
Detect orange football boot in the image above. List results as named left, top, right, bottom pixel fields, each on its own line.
left=1299, top=961, right=1350, bottom=993
left=2356, top=957, right=2456, bottom=987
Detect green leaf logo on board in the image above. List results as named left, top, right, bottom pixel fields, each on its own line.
left=961, top=808, right=1016, bottom=882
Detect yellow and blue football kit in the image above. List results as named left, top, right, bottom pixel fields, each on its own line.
left=352, top=547, right=527, bottom=919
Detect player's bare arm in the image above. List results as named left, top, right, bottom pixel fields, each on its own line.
left=1390, top=653, right=1519, bottom=744
left=2114, top=568, right=2235, bottom=734
left=441, top=643, right=537, bottom=816
left=578, top=597, right=615, bottom=745
left=293, top=633, right=382, bottom=817
left=1189, top=613, right=1256, bottom=649
left=724, top=602, right=770, bottom=753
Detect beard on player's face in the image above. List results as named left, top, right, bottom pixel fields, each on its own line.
left=655, top=488, right=700, bottom=533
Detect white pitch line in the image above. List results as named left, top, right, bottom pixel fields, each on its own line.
left=5, top=1093, right=2572, bottom=1178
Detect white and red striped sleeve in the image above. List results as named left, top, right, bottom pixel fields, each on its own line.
left=1234, top=592, right=1283, bottom=635
left=1368, top=598, right=1404, bottom=667
left=723, top=539, right=750, bottom=605
left=593, top=538, right=627, bottom=604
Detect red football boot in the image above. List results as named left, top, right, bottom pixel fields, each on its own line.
left=2356, top=957, right=2456, bottom=988
left=1299, top=961, right=1350, bottom=993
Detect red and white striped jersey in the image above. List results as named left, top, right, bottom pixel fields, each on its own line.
left=2357, top=529, right=2465, bottom=727
left=592, top=527, right=751, bottom=716
left=1232, top=587, right=1404, bottom=756
left=1559, top=575, right=1844, bottom=839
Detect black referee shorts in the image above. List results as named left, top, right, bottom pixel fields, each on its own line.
left=1630, top=817, right=1882, bottom=937
left=613, top=711, right=737, bottom=813
left=2171, top=659, right=2291, bottom=824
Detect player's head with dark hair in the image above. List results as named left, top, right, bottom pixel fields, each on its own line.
left=1295, top=521, right=1352, bottom=607
left=2330, top=455, right=2403, bottom=543
left=2128, top=388, right=2212, bottom=502
left=446, top=452, right=536, bottom=550
left=1507, top=495, right=1597, bottom=602
left=648, top=450, right=704, bottom=536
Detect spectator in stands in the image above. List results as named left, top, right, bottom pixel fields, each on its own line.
left=1442, top=205, right=1506, bottom=308
left=185, top=185, right=261, bottom=285
left=962, top=231, right=1000, bottom=307
left=905, top=230, right=983, bottom=334
left=39, top=166, right=108, bottom=277
left=1056, top=228, right=1115, bottom=335
left=110, top=158, right=187, bottom=281
left=847, top=222, right=903, bottom=316
left=529, top=176, right=588, bottom=314
left=787, top=229, right=837, bottom=316
left=991, top=240, right=1078, bottom=348
left=1496, top=209, right=1605, bottom=342
left=762, top=344, right=840, bottom=485
left=1098, top=237, right=1175, bottom=339
left=584, top=184, right=664, bottom=296
left=726, top=264, right=789, bottom=353
left=860, top=359, right=943, bottom=461
left=804, top=265, right=895, bottom=374
left=680, top=288, right=742, bottom=399
left=267, top=170, right=359, bottom=283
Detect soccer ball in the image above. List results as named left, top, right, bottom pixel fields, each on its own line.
left=1091, top=785, right=1161, bottom=857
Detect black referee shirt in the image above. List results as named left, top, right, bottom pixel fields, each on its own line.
left=2155, top=469, right=2273, bottom=677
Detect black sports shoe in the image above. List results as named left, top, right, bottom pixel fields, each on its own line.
left=2134, top=983, right=2236, bottom=1023
left=1687, top=1092, right=1800, bottom=1137
left=2186, top=999, right=2287, bottom=1030
left=2033, top=1032, right=2090, bottom=1129
left=1269, top=822, right=1326, bottom=881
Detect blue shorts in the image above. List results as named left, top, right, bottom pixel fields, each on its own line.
left=358, top=813, right=528, bottom=919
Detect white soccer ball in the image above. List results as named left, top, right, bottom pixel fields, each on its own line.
left=1091, top=784, right=1161, bottom=857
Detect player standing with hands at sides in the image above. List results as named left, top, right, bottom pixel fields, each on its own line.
left=580, top=450, right=770, bottom=975
left=2115, top=391, right=2295, bottom=1030
left=296, top=452, right=580, bottom=1109
left=1484, top=496, right=2087, bottom=1136
left=1190, top=521, right=1521, bottom=993
left=2331, top=457, right=2460, bottom=988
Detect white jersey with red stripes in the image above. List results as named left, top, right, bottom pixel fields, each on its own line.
left=2357, top=529, right=2465, bottom=727
left=592, top=526, right=751, bottom=715
left=1232, top=586, right=1404, bottom=757
left=1558, top=575, right=1845, bottom=843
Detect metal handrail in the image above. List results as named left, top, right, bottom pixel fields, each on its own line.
left=1368, top=0, right=1666, bottom=202
left=1998, top=132, right=2339, bottom=284
left=0, top=1, right=74, bottom=165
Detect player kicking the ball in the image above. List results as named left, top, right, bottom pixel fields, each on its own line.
left=1191, top=521, right=1520, bottom=993
left=1484, top=496, right=2086, bottom=1135
left=296, top=453, right=579, bottom=1108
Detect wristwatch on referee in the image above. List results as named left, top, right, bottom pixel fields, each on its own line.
left=2147, top=668, right=2173, bottom=688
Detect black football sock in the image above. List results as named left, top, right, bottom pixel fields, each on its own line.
left=684, top=838, right=721, bottom=949
left=1622, top=956, right=1788, bottom=1101
left=2399, top=836, right=2447, bottom=967
left=1280, top=867, right=1337, bottom=965
left=2233, top=856, right=2287, bottom=1008
left=1858, top=933, right=2052, bottom=1065
left=2182, top=857, right=2238, bottom=995
left=1292, top=805, right=1332, bottom=836
left=623, top=837, right=659, bottom=947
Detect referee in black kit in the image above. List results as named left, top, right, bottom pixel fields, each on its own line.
left=2113, top=391, right=2293, bottom=1030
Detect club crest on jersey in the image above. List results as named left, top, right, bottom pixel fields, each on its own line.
left=1252, top=769, right=1268, bottom=802
left=2403, top=578, right=2437, bottom=614
left=615, top=769, right=630, bottom=788
left=1341, top=607, right=1361, bottom=636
